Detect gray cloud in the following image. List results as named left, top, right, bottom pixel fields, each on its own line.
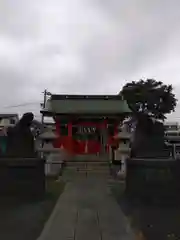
left=0, top=0, right=180, bottom=119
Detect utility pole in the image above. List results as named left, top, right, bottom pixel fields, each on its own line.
left=41, top=89, right=47, bottom=124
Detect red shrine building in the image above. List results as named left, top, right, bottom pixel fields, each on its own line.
left=40, top=94, right=131, bottom=155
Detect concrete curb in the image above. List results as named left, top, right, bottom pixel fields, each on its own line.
left=37, top=183, right=68, bottom=240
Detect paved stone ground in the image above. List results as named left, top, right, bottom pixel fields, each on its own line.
left=38, top=173, right=135, bottom=240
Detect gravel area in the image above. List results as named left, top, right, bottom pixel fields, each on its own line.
left=0, top=180, right=64, bottom=240
left=112, top=182, right=180, bottom=240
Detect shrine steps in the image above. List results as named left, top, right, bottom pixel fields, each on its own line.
left=68, top=154, right=109, bottom=162
left=62, top=160, right=110, bottom=179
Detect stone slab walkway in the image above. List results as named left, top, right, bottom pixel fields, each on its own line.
left=38, top=174, right=135, bottom=240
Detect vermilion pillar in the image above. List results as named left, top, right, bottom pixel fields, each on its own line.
left=54, top=118, right=61, bottom=148
left=114, top=121, right=119, bottom=136
left=99, top=119, right=108, bottom=154
left=67, top=121, right=73, bottom=153
left=104, top=119, right=108, bottom=152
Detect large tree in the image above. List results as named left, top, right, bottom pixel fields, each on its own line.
left=120, top=79, right=177, bottom=120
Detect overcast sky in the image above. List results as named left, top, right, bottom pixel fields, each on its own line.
left=0, top=0, right=180, bottom=120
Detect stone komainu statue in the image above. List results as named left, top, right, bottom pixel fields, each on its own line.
left=131, top=115, right=166, bottom=158
left=6, top=112, right=36, bottom=157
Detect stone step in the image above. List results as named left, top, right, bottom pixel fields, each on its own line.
left=66, top=161, right=109, bottom=166
left=69, top=154, right=109, bottom=162
left=63, top=171, right=110, bottom=179
left=65, top=167, right=109, bottom=172
left=66, top=159, right=109, bottom=163
left=86, top=161, right=109, bottom=165
left=65, top=166, right=109, bottom=172
left=65, top=163, right=86, bottom=168
left=63, top=160, right=110, bottom=177
left=65, top=163, right=109, bottom=169
left=64, top=165, right=110, bottom=172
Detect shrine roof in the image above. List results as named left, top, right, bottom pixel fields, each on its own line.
left=41, top=94, right=131, bottom=116
left=51, top=94, right=124, bottom=100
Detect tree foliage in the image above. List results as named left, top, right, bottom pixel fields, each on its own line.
left=120, top=79, right=177, bottom=120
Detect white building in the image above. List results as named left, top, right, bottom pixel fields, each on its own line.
left=164, top=122, right=179, bottom=131
left=0, top=114, right=19, bottom=134
left=164, top=122, right=180, bottom=137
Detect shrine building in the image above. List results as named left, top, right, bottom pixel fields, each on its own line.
left=40, top=94, right=131, bottom=155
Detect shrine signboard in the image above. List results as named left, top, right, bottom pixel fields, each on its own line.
left=76, top=126, right=97, bottom=134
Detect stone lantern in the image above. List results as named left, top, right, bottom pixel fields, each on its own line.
left=112, top=130, right=131, bottom=179
left=37, top=130, right=65, bottom=177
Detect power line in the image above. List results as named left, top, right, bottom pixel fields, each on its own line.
left=2, top=101, right=40, bottom=109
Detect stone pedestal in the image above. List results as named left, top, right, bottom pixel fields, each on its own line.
left=125, top=158, right=180, bottom=203
left=45, top=152, right=65, bottom=177
left=0, top=158, right=45, bottom=200
left=37, top=146, right=66, bottom=177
